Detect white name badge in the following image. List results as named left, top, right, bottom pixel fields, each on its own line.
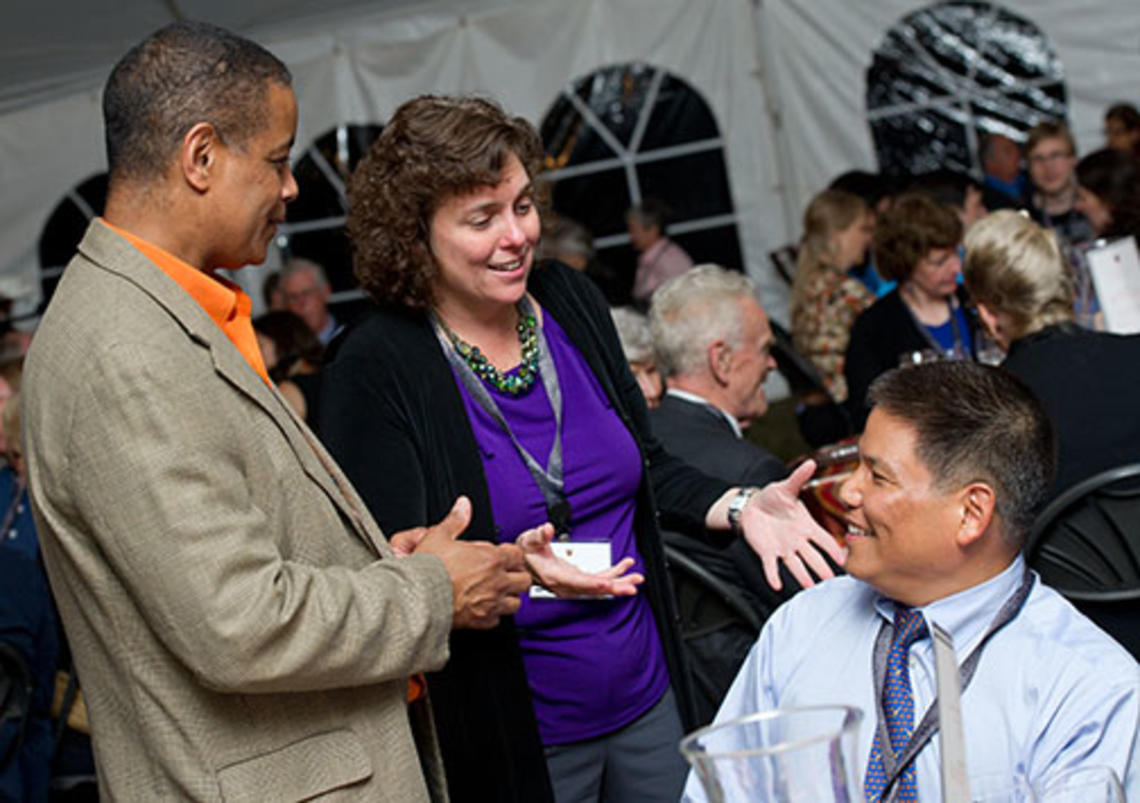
left=529, top=541, right=612, bottom=600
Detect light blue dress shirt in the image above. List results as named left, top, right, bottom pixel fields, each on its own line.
left=682, top=556, right=1139, bottom=801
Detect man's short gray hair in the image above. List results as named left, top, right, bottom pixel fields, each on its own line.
left=649, top=264, right=759, bottom=378
left=281, top=257, right=329, bottom=288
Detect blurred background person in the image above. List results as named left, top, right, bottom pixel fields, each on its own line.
left=980, top=132, right=1028, bottom=209
left=911, top=168, right=988, bottom=229
left=610, top=306, right=663, bottom=408
left=253, top=310, right=325, bottom=424
left=260, top=269, right=286, bottom=311
left=1104, top=102, right=1140, bottom=158
left=845, top=193, right=980, bottom=429
left=540, top=215, right=622, bottom=304
left=1025, top=121, right=1093, bottom=246
left=828, top=169, right=896, bottom=218
left=280, top=257, right=342, bottom=344
left=627, top=199, right=694, bottom=307
left=539, top=216, right=591, bottom=272
left=1075, top=147, right=1140, bottom=242
left=323, top=94, right=843, bottom=803
left=827, top=169, right=901, bottom=296
left=790, top=188, right=875, bottom=405
left=963, top=210, right=1140, bottom=501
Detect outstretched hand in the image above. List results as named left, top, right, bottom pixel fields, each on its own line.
left=739, top=459, right=848, bottom=592
left=516, top=524, right=644, bottom=599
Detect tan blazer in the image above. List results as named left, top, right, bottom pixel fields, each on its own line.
left=24, top=220, right=453, bottom=802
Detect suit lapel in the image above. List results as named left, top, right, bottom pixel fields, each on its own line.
left=77, top=221, right=386, bottom=556
left=664, top=394, right=736, bottom=437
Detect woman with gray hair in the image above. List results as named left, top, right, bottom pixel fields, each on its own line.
left=963, top=209, right=1140, bottom=498
left=609, top=307, right=663, bottom=407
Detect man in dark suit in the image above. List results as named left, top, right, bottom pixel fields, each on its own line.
left=648, top=264, right=786, bottom=488
left=646, top=265, right=799, bottom=721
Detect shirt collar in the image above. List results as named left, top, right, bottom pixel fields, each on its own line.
left=665, top=387, right=743, bottom=439
left=873, top=555, right=1028, bottom=655
left=100, top=218, right=249, bottom=333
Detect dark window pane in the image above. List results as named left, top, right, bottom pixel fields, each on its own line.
left=571, top=63, right=657, bottom=149
left=542, top=96, right=618, bottom=169
left=288, top=124, right=383, bottom=224
left=637, top=150, right=734, bottom=221
left=640, top=75, right=720, bottom=150
left=548, top=169, right=632, bottom=238
left=39, top=172, right=107, bottom=271
left=282, top=227, right=355, bottom=295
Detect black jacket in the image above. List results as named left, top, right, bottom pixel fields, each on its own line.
left=844, top=286, right=980, bottom=430
left=320, top=261, right=726, bottom=803
left=1003, top=323, right=1140, bottom=500
left=649, top=394, right=786, bottom=488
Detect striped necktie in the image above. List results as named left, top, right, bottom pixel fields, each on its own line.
left=864, top=607, right=928, bottom=802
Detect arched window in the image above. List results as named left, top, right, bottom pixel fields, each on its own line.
left=541, top=63, right=742, bottom=301
left=277, top=123, right=383, bottom=319
left=38, top=172, right=107, bottom=304
left=867, top=1, right=1066, bottom=176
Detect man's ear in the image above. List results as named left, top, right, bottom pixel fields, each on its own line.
left=180, top=122, right=222, bottom=193
left=956, top=481, right=996, bottom=548
left=707, top=340, right=732, bottom=385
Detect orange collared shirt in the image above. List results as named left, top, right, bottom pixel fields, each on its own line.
left=101, top=220, right=271, bottom=385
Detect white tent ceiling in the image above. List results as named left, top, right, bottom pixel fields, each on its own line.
left=1, top=0, right=1137, bottom=325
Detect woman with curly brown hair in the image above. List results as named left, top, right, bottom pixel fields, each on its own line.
left=843, top=192, right=981, bottom=429
left=319, top=95, right=844, bottom=803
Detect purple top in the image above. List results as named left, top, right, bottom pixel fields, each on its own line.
left=453, top=310, right=669, bottom=745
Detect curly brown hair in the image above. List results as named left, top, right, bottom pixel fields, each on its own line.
left=346, top=95, right=546, bottom=308
left=872, top=192, right=963, bottom=283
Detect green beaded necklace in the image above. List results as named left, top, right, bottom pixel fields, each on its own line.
left=439, top=302, right=540, bottom=396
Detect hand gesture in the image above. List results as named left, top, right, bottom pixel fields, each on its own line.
left=740, top=459, right=848, bottom=592
left=406, top=496, right=533, bottom=630
left=516, top=524, right=644, bottom=599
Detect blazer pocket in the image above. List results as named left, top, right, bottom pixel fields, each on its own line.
left=217, top=728, right=373, bottom=802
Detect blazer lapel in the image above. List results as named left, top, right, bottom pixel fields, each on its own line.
left=77, top=221, right=386, bottom=556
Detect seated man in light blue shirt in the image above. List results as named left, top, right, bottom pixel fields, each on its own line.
left=684, top=361, right=1139, bottom=802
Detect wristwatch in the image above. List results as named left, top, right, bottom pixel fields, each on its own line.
left=726, top=487, right=758, bottom=534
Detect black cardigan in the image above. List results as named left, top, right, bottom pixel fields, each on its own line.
left=844, top=286, right=980, bottom=430
left=320, top=261, right=727, bottom=803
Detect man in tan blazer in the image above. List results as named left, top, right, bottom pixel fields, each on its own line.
left=22, top=22, right=530, bottom=801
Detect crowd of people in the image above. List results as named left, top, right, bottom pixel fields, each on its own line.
left=1, top=18, right=1137, bottom=803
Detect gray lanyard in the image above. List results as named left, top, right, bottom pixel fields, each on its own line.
left=871, top=568, right=1035, bottom=802
left=431, top=298, right=571, bottom=536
